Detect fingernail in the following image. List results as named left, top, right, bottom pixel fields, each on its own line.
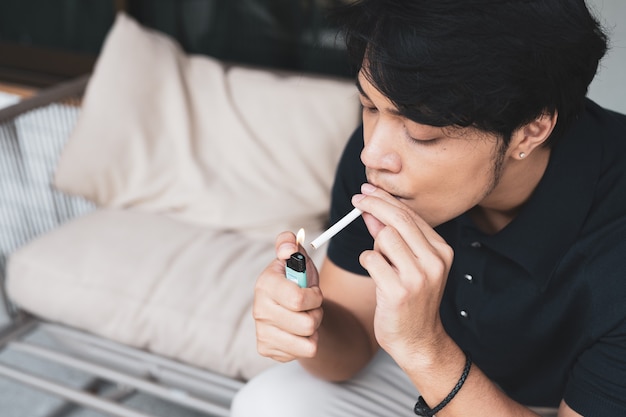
left=352, top=194, right=366, bottom=204
left=361, top=183, right=377, bottom=194
left=279, top=242, right=295, bottom=253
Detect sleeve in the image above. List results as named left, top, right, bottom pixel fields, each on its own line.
left=326, top=125, right=373, bottom=276
left=562, top=235, right=626, bottom=416
left=563, top=320, right=626, bottom=417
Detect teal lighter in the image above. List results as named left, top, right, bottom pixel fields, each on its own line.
left=285, top=252, right=307, bottom=288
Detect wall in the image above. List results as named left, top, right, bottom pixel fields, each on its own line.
left=587, top=0, right=626, bottom=113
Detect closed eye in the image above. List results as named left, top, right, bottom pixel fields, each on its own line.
left=407, top=134, right=440, bottom=145
left=361, top=103, right=378, bottom=114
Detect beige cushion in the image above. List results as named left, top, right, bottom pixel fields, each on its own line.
left=54, top=13, right=360, bottom=237
left=7, top=209, right=327, bottom=380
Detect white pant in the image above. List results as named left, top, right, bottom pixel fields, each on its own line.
left=231, top=349, right=558, bottom=417
left=231, top=349, right=418, bottom=417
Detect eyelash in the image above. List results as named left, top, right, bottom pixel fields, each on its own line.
left=360, top=101, right=439, bottom=146
left=407, top=134, right=439, bottom=146
left=360, top=103, right=378, bottom=114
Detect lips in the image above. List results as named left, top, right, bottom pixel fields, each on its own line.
left=370, top=183, right=407, bottom=201
left=365, top=171, right=409, bottom=200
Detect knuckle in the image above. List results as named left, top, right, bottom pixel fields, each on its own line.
left=256, top=337, right=271, bottom=357
left=252, top=291, right=272, bottom=321
left=395, top=284, right=412, bottom=302
left=392, top=209, right=414, bottom=227
left=256, top=343, right=270, bottom=357
left=441, top=245, right=455, bottom=264
left=253, top=275, right=265, bottom=292
left=428, top=255, right=449, bottom=278
left=301, top=315, right=317, bottom=336
left=287, top=289, right=307, bottom=311
left=254, top=267, right=275, bottom=291
left=377, top=225, right=395, bottom=240
left=302, top=339, right=318, bottom=358
left=251, top=305, right=265, bottom=322
left=377, top=226, right=400, bottom=247
left=313, top=306, right=324, bottom=325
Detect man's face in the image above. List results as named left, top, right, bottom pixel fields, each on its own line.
left=357, top=71, right=507, bottom=227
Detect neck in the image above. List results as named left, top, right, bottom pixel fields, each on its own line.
left=470, top=147, right=551, bottom=235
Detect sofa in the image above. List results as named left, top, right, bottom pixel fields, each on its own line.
left=0, top=12, right=360, bottom=415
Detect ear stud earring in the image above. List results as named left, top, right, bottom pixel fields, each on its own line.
left=519, top=152, right=527, bottom=159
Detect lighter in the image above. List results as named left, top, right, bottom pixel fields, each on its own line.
left=285, top=229, right=307, bottom=288
left=285, top=252, right=307, bottom=288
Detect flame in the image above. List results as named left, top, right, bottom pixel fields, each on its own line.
left=296, top=228, right=306, bottom=247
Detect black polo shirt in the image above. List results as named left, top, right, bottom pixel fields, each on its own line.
left=327, top=99, right=626, bottom=416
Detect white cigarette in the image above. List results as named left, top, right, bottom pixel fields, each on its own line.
left=310, top=207, right=363, bottom=250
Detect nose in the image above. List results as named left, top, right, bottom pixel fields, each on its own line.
left=360, top=121, right=402, bottom=174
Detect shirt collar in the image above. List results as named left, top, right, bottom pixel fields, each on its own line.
left=464, top=103, right=604, bottom=289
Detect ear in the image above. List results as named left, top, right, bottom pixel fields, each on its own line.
left=509, top=112, right=558, bottom=160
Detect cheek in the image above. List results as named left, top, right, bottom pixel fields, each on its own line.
left=402, top=152, right=495, bottom=224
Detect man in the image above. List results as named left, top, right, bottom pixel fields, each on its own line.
left=232, top=1, right=626, bottom=416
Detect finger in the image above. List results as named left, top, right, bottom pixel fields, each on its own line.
left=254, top=286, right=324, bottom=337
left=275, top=231, right=298, bottom=260
left=360, top=183, right=407, bottom=210
left=256, top=324, right=319, bottom=361
left=356, top=183, right=446, bottom=246
left=359, top=249, right=405, bottom=294
left=352, top=187, right=446, bottom=251
left=360, top=210, right=386, bottom=239
left=253, top=293, right=321, bottom=361
left=274, top=231, right=320, bottom=288
left=353, top=193, right=432, bottom=257
left=256, top=265, right=323, bottom=311
left=371, top=225, right=422, bottom=275
left=353, top=187, right=453, bottom=284
left=282, top=307, right=323, bottom=337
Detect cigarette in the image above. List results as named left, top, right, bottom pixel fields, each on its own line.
left=310, top=207, right=363, bottom=250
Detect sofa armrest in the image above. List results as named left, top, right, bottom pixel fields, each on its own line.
left=0, top=75, right=95, bottom=319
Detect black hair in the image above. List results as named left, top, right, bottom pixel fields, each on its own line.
left=335, top=0, right=609, bottom=146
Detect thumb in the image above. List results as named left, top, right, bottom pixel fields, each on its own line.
left=275, top=231, right=298, bottom=260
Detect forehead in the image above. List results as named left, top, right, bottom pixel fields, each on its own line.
left=356, top=70, right=405, bottom=116
left=356, top=70, right=380, bottom=99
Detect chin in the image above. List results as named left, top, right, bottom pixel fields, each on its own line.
left=408, top=204, right=449, bottom=228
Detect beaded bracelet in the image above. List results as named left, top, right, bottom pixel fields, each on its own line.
left=413, top=351, right=472, bottom=417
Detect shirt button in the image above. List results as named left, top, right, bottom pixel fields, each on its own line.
left=460, top=310, right=469, bottom=318
left=470, top=241, right=482, bottom=248
left=463, top=274, right=473, bottom=283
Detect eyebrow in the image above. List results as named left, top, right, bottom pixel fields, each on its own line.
left=356, top=77, right=403, bottom=117
left=355, top=77, right=369, bottom=100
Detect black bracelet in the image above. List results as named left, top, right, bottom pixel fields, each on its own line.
left=413, top=351, right=472, bottom=416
